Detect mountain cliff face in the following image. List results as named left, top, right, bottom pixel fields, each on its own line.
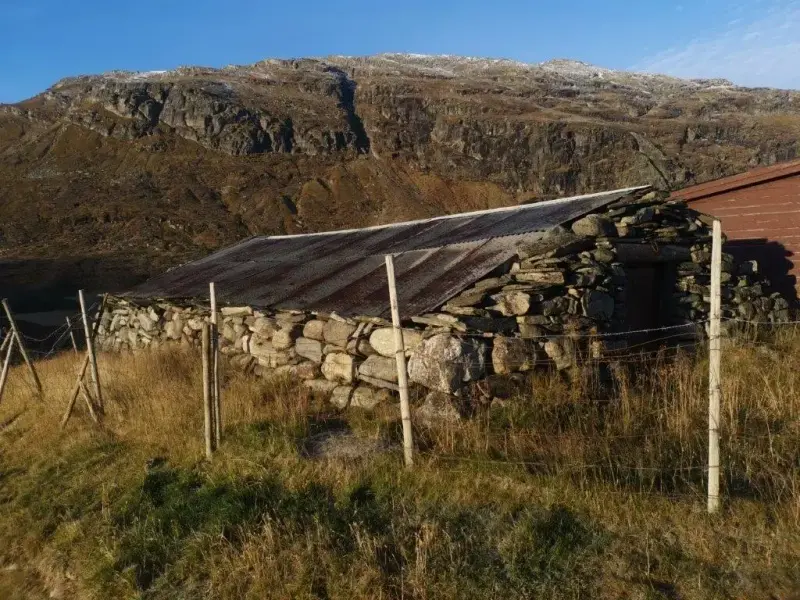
left=1, top=54, right=799, bottom=292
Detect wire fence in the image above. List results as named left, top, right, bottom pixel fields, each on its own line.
left=0, top=303, right=99, bottom=360
left=2, top=295, right=798, bottom=511
left=385, top=317, right=800, bottom=510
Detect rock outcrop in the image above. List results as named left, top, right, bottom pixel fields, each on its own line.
left=2, top=54, right=800, bottom=295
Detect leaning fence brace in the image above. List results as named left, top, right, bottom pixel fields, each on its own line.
left=61, top=295, right=106, bottom=428
left=0, top=299, right=43, bottom=402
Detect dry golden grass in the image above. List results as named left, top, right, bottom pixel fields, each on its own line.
left=0, top=333, right=798, bottom=599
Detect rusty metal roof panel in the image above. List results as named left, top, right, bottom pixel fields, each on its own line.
left=126, top=186, right=648, bottom=317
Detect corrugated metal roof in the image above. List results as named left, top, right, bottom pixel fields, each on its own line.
left=671, top=158, right=800, bottom=202
left=126, top=186, right=649, bottom=318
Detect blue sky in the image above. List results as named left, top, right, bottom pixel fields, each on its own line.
left=1, top=0, right=799, bottom=103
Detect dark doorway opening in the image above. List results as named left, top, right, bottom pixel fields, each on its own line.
left=623, top=263, right=676, bottom=345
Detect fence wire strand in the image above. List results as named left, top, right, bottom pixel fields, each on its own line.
left=3, top=297, right=799, bottom=509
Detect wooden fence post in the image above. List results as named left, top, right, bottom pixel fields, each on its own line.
left=708, top=219, right=722, bottom=514
left=79, top=291, right=103, bottom=411
left=210, top=282, right=221, bottom=446
left=2, top=299, right=42, bottom=396
left=202, top=323, right=214, bottom=459
left=385, top=255, right=414, bottom=467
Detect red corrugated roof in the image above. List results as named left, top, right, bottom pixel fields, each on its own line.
left=671, top=158, right=800, bottom=202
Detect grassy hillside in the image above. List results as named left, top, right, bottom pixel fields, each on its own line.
left=0, top=334, right=798, bottom=599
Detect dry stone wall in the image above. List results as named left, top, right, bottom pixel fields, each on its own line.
left=98, top=193, right=791, bottom=415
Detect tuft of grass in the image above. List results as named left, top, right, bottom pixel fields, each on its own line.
left=0, top=337, right=798, bottom=599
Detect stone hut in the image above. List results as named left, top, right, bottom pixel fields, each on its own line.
left=98, top=185, right=788, bottom=411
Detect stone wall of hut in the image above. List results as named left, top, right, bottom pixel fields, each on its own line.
left=97, top=194, right=791, bottom=413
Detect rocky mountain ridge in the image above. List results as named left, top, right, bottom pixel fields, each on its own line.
left=1, top=54, right=799, bottom=295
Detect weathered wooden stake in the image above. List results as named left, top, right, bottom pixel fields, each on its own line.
left=210, top=282, right=221, bottom=446
left=2, top=299, right=42, bottom=396
left=385, top=255, right=414, bottom=467
left=61, top=296, right=106, bottom=428
left=0, top=331, right=15, bottom=403
left=67, top=317, right=78, bottom=354
left=708, top=219, right=722, bottom=514
left=79, top=291, right=103, bottom=411
left=202, top=323, right=215, bottom=459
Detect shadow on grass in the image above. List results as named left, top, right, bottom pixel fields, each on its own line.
left=110, top=466, right=608, bottom=596
left=103, top=465, right=397, bottom=592
left=6, top=434, right=612, bottom=598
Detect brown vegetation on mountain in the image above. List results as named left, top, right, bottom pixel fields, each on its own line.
left=1, top=55, right=799, bottom=292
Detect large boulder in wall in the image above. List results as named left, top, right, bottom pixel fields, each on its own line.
left=368, top=327, right=424, bottom=357
left=358, top=355, right=399, bottom=383
left=407, top=333, right=487, bottom=394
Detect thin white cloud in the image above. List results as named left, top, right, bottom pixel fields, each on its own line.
left=634, top=0, right=800, bottom=89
